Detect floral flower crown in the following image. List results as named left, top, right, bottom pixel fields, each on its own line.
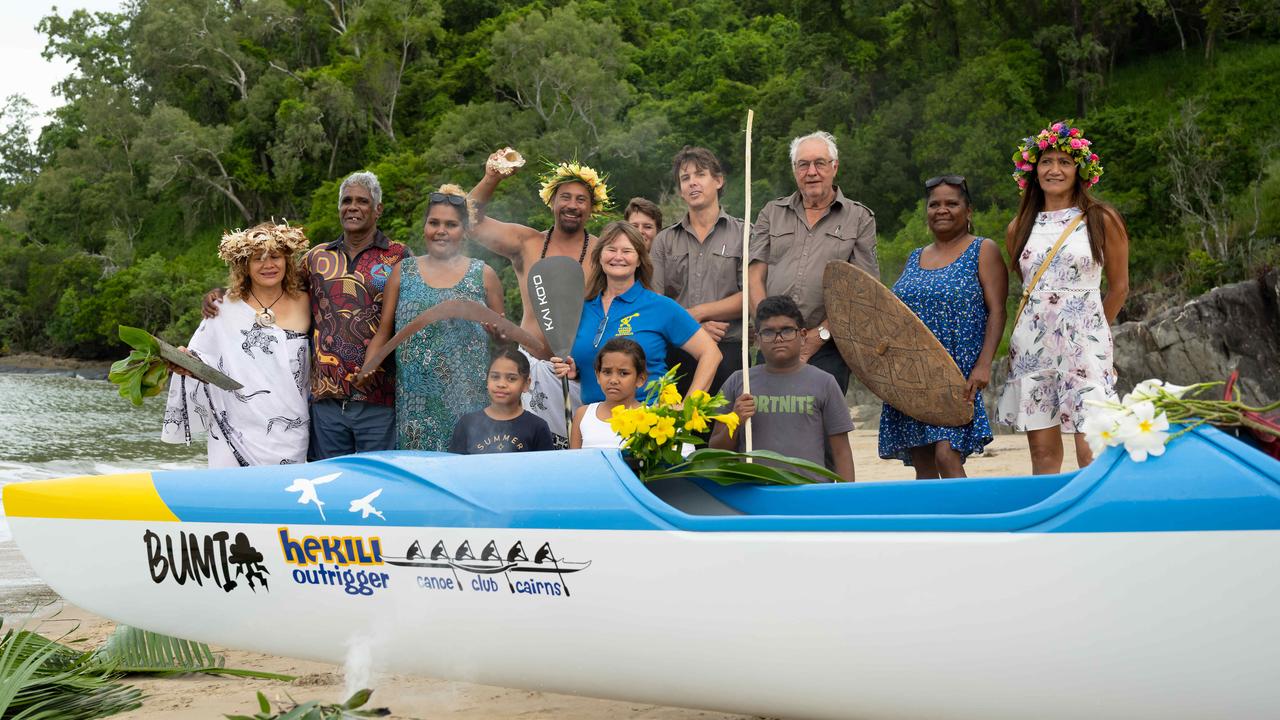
left=1011, top=121, right=1103, bottom=192
left=218, top=222, right=310, bottom=264
left=538, top=161, right=610, bottom=213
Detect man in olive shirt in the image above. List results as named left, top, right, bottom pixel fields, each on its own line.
left=650, top=146, right=746, bottom=395
left=748, top=131, right=878, bottom=394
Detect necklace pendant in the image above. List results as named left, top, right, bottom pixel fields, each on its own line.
left=257, top=308, right=276, bottom=327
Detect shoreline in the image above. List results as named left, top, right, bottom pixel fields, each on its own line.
left=0, top=353, right=112, bottom=379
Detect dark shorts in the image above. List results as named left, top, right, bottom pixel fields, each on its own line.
left=667, top=339, right=744, bottom=398
left=308, top=399, right=397, bottom=460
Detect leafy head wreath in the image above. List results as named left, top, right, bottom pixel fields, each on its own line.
left=538, top=161, right=611, bottom=213
left=218, top=221, right=310, bottom=265
left=1012, top=121, right=1104, bottom=193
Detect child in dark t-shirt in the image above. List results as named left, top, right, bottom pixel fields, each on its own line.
left=449, top=347, right=554, bottom=454
left=710, top=295, right=855, bottom=482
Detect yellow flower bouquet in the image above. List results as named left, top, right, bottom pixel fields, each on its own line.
left=614, top=366, right=840, bottom=485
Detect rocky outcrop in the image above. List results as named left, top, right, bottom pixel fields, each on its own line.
left=1112, top=269, right=1280, bottom=404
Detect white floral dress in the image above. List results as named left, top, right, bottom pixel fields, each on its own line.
left=997, top=207, right=1117, bottom=433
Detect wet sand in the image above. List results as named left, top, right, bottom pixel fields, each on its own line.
left=5, top=429, right=1064, bottom=719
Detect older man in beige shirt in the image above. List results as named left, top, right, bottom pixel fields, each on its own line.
left=650, top=146, right=746, bottom=395
left=748, top=131, right=878, bottom=394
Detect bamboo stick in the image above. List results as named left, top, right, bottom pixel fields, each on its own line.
left=742, top=109, right=754, bottom=455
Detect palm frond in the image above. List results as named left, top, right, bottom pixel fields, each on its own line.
left=92, top=626, right=294, bottom=681
left=0, top=621, right=142, bottom=720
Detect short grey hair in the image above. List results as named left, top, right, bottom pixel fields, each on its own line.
left=788, top=131, right=839, bottom=166
left=338, top=171, right=383, bottom=210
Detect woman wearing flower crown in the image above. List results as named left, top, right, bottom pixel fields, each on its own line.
left=997, top=122, right=1130, bottom=474
left=161, top=222, right=312, bottom=467
left=358, top=185, right=506, bottom=451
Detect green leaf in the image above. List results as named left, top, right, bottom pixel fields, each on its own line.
left=343, top=688, right=373, bottom=709
left=118, top=325, right=159, bottom=353
left=92, top=626, right=294, bottom=681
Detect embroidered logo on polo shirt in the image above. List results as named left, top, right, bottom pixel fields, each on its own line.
left=616, top=312, right=641, bottom=336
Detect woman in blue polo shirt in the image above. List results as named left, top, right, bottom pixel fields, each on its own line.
left=552, top=221, right=721, bottom=403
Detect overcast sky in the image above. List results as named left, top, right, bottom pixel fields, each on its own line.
left=1, top=1, right=125, bottom=126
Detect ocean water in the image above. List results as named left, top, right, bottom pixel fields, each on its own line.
left=0, top=373, right=203, bottom=541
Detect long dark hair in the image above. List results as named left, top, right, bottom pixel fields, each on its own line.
left=1009, top=160, right=1125, bottom=278
left=584, top=221, right=654, bottom=298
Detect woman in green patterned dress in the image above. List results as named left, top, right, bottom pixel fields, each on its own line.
left=359, top=185, right=505, bottom=450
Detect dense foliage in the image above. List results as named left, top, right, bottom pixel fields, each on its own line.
left=1, top=0, right=1278, bottom=357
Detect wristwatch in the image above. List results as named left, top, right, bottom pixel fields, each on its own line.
left=817, top=326, right=831, bottom=341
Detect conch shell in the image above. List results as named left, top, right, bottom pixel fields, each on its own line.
left=487, top=147, right=525, bottom=175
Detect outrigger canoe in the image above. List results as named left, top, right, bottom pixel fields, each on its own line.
left=4, top=425, right=1280, bottom=720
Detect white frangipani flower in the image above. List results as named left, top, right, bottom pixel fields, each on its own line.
left=1080, top=406, right=1127, bottom=456
left=1116, top=400, right=1171, bottom=462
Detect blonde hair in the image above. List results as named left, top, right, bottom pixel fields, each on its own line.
left=426, top=183, right=474, bottom=228
left=220, top=222, right=308, bottom=301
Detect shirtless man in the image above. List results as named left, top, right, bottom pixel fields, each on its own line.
left=468, top=151, right=606, bottom=446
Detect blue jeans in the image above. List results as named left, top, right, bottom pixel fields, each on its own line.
left=308, top=399, right=397, bottom=460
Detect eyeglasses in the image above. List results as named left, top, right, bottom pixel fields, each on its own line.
left=793, top=159, right=832, bottom=173
left=925, top=175, right=968, bottom=191
left=592, top=314, right=610, bottom=348
left=759, top=327, right=799, bottom=342
left=429, top=192, right=466, bottom=206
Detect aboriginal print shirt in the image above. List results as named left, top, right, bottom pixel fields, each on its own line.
left=304, top=230, right=411, bottom=405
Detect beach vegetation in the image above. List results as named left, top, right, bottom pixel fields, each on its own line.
left=0, top=1, right=1278, bottom=358
left=225, top=688, right=390, bottom=720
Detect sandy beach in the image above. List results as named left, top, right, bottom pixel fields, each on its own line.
left=6, top=429, right=1064, bottom=719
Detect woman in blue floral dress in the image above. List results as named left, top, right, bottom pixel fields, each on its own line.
left=359, top=185, right=506, bottom=450
left=879, top=176, right=1007, bottom=478
left=997, top=122, right=1130, bottom=475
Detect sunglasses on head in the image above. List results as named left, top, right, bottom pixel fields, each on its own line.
left=429, top=192, right=466, bottom=206
left=924, top=175, right=967, bottom=190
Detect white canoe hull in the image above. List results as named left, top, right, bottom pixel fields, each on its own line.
left=13, top=516, right=1280, bottom=720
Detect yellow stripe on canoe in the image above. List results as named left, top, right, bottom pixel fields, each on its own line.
left=2, top=473, right=179, bottom=521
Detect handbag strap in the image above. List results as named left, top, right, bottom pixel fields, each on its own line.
left=1013, top=212, right=1085, bottom=323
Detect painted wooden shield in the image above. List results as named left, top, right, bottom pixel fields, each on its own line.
left=823, top=260, right=973, bottom=426
left=526, top=256, right=586, bottom=357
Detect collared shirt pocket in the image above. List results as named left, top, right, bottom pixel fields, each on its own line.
left=662, top=242, right=690, bottom=299
left=766, top=230, right=796, bottom=264
left=711, top=238, right=744, bottom=290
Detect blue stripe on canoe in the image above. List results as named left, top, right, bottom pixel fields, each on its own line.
left=150, top=425, right=1280, bottom=533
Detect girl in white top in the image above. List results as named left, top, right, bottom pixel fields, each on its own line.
left=570, top=338, right=648, bottom=449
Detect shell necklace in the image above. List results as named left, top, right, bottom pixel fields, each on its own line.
left=250, top=286, right=285, bottom=327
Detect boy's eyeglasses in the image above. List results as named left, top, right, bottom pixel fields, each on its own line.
left=759, top=327, right=799, bottom=342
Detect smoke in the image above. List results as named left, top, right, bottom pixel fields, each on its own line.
left=343, top=632, right=377, bottom=697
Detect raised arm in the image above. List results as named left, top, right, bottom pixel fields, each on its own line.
left=468, top=149, right=543, bottom=260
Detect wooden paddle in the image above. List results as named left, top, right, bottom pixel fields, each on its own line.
left=358, top=299, right=549, bottom=378
left=526, top=257, right=586, bottom=437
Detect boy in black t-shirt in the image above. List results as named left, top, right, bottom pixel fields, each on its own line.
left=449, top=347, right=554, bottom=454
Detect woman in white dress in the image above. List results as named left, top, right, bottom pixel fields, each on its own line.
left=997, top=122, right=1130, bottom=475
left=163, top=223, right=312, bottom=467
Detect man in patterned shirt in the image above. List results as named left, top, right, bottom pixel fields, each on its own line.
left=205, top=171, right=411, bottom=459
